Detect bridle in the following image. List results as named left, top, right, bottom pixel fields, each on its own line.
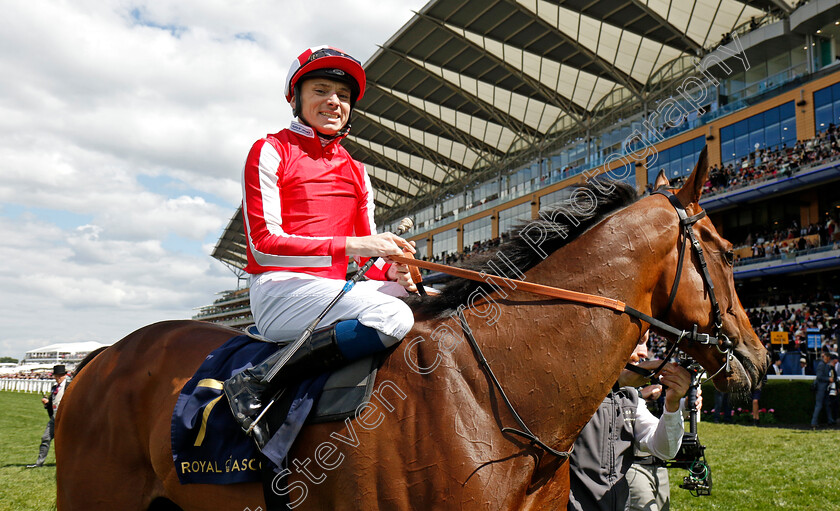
left=389, top=188, right=737, bottom=460
left=623, top=189, right=735, bottom=383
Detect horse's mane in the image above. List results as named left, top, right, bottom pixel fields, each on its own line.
left=405, top=180, right=639, bottom=317
left=72, top=346, right=108, bottom=377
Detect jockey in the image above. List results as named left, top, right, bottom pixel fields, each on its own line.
left=223, top=46, right=417, bottom=446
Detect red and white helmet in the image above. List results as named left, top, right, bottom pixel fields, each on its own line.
left=284, top=46, right=366, bottom=105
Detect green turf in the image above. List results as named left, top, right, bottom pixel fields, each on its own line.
left=0, top=391, right=57, bottom=511
left=670, top=422, right=840, bottom=510
left=1, top=390, right=838, bottom=510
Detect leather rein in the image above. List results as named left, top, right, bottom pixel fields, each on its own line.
left=388, top=189, right=735, bottom=460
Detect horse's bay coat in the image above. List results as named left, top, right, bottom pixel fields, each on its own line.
left=56, top=151, right=768, bottom=510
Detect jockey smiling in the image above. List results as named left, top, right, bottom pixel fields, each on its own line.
left=223, top=46, right=417, bottom=447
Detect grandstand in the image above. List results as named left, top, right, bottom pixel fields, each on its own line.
left=198, top=0, right=840, bottom=355
left=192, top=288, right=253, bottom=329
left=0, top=341, right=109, bottom=377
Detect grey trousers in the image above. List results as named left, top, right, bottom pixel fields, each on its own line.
left=35, top=418, right=55, bottom=465
left=627, top=463, right=670, bottom=511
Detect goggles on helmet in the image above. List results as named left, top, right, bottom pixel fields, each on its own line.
left=284, top=46, right=366, bottom=105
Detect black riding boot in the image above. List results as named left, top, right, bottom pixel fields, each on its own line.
left=223, top=324, right=349, bottom=447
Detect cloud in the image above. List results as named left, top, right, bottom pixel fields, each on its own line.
left=0, top=0, right=426, bottom=359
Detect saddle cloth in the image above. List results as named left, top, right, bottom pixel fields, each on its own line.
left=170, top=332, right=380, bottom=485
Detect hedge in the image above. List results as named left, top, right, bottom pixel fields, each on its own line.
left=700, top=379, right=820, bottom=425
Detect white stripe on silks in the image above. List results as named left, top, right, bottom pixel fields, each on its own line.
left=257, top=142, right=284, bottom=236
left=360, top=164, right=378, bottom=233
left=253, top=253, right=332, bottom=268
left=242, top=140, right=333, bottom=268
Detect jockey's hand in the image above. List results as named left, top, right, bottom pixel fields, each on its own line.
left=346, top=233, right=416, bottom=258
left=386, top=261, right=417, bottom=293
left=658, top=362, right=691, bottom=413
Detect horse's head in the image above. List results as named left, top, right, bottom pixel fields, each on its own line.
left=650, top=148, right=768, bottom=398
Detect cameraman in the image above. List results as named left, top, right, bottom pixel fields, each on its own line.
left=568, top=333, right=693, bottom=511
left=627, top=376, right=703, bottom=510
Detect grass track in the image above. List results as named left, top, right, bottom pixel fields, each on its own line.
left=1, top=390, right=837, bottom=510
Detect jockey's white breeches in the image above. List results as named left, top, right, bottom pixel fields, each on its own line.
left=249, top=271, right=414, bottom=345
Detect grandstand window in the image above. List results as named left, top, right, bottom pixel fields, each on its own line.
left=416, top=205, right=435, bottom=227
left=814, top=82, right=840, bottom=133
left=539, top=188, right=572, bottom=212
left=463, top=216, right=492, bottom=249
left=499, top=203, right=531, bottom=235
left=471, top=178, right=499, bottom=203
left=720, top=102, right=796, bottom=165
left=604, top=162, right=636, bottom=186
left=442, top=194, right=465, bottom=214
left=413, top=237, right=428, bottom=260
left=433, top=228, right=457, bottom=258
left=646, top=136, right=704, bottom=183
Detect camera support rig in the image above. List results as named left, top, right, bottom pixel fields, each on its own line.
left=663, top=361, right=712, bottom=496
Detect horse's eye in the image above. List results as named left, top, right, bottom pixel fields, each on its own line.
left=723, top=250, right=735, bottom=266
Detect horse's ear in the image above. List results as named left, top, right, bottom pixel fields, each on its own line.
left=654, top=170, right=670, bottom=190
left=676, top=146, right=708, bottom=205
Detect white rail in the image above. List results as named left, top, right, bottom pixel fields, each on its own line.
left=0, top=378, right=53, bottom=393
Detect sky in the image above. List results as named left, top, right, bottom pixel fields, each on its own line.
left=0, top=0, right=429, bottom=360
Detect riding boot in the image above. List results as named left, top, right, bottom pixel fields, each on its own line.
left=223, top=323, right=355, bottom=447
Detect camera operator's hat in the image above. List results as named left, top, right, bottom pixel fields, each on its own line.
left=52, top=365, right=66, bottom=376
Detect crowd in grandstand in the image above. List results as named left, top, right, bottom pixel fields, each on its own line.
left=646, top=299, right=840, bottom=376
left=1, top=371, right=56, bottom=379
left=731, top=220, right=837, bottom=265
left=424, top=126, right=840, bottom=272
left=704, top=124, right=839, bottom=196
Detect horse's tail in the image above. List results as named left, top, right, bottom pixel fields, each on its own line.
left=73, top=346, right=108, bottom=377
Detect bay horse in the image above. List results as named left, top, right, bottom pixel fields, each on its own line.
left=55, top=149, right=767, bottom=510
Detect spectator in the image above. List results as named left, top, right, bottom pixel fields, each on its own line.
left=26, top=365, right=68, bottom=468
left=568, top=335, right=692, bottom=511
left=811, top=351, right=836, bottom=429
left=712, top=389, right=731, bottom=423
left=769, top=358, right=783, bottom=375
left=830, top=353, right=840, bottom=422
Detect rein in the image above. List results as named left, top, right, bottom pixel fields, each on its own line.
left=390, top=254, right=731, bottom=351
left=388, top=190, right=736, bottom=459
left=455, top=309, right=572, bottom=460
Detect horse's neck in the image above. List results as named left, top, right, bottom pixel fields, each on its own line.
left=412, top=202, right=676, bottom=454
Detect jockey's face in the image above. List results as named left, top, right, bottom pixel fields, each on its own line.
left=295, top=78, right=352, bottom=136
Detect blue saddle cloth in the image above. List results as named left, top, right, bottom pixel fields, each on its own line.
left=170, top=334, right=328, bottom=485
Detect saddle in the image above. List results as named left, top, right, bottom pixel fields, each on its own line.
left=170, top=329, right=383, bottom=486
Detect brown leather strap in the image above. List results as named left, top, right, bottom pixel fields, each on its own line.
left=388, top=255, right=626, bottom=313
left=399, top=251, right=423, bottom=284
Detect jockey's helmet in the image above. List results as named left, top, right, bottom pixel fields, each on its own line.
left=285, top=46, right=366, bottom=119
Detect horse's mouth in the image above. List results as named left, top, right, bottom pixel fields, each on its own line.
left=710, top=342, right=764, bottom=399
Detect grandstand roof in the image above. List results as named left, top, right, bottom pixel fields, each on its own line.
left=25, top=341, right=108, bottom=356
left=212, top=0, right=798, bottom=271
